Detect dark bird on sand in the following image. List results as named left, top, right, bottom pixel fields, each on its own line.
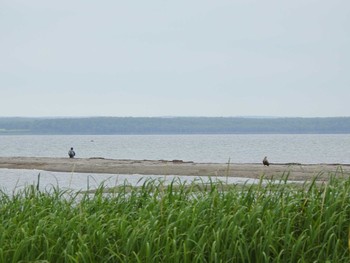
left=263, top=156, right=270, bottom=166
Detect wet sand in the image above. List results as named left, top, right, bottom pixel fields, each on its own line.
left=0, top=157, right=349, bottom=181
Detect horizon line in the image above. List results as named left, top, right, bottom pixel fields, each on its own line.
left=1, top=115, right=350, bottom=119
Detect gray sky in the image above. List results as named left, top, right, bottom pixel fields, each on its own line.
left=1, top=0, right=349, bottom=117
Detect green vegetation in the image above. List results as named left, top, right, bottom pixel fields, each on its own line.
left=1, top=176, right=350, bottom=262
left=1, top=116, right=350, bottom=134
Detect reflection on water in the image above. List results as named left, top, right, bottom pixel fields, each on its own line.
left=0, top=168, right=260, bottom=194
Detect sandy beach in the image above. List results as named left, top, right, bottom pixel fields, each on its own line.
left=0, top=157, right=349, bottom=181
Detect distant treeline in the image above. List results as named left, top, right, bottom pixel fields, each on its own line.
left=0, top=117, right=349, bottom=135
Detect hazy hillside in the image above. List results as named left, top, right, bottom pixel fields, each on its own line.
left=0, top=117, right=349, bottom=135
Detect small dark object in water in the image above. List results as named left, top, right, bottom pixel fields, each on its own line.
left=263, top=156, right=270, bottom=166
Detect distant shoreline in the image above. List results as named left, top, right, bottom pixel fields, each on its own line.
left=1, top=117, right=350, bottom=134
left=0, top=157, right=349, bottom=181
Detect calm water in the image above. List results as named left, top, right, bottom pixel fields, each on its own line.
left=0, top=134, right=349, bottom=164
left=0, top=134, right=348, bottom=192
left=0, top=168, right=261, bottom=194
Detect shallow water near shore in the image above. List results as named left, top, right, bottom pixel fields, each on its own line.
left=0, top=168, right=263, bottom=194
left=1, top=134, right=349, bottom=192
left=1, top=134, right=350, bottom=164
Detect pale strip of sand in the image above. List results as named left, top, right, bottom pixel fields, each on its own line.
left=0, top=157, right=349, bottom=181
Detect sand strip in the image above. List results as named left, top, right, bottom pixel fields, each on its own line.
left=1, top=157, right=349, bottom=181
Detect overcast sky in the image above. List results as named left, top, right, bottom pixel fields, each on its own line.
left=1, top=0, right=349, bottom=117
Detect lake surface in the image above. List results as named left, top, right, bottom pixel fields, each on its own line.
left=0, top=168, right=261, bottom=194
left=0, top=134, right=349, bottom=164
left=0, top=134, right=347, bottom=193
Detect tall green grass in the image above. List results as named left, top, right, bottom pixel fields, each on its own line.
left=0, top=175, right=350, bottom=262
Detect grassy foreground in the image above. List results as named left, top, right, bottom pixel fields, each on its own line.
left=1, top=175, right=350, bottom=262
